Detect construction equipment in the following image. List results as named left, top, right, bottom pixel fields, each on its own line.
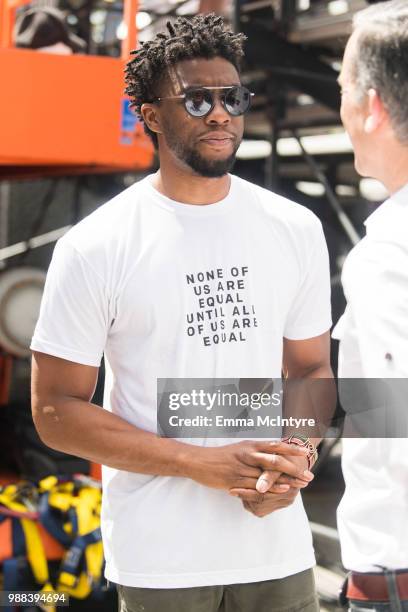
left=0, top=0, right=154, bottom=178
left=0, top=475, right=108, bottom=611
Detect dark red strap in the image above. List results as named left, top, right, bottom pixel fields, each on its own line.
left=347, top=572, right=408, bottom=602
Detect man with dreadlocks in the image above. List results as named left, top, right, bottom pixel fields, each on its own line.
left=31, top=13, right=332, bottom=612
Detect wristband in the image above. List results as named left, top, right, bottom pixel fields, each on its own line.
left=281, top=435, right=318, bottom=470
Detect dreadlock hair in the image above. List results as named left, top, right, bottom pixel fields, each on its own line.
left=124, top=13, right=247, bottom=148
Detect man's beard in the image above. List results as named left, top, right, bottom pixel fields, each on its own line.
left=163, top=125, right=240, bottom=177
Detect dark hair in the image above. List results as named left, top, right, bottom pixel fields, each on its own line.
left=124, top=13, right=246, bottom=148
left=353, top=0, right=408, bottom=144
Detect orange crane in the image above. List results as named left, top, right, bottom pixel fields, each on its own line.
left=0, top=0, right=153, bottom=178
left=0, top=0, right=154, bottom=483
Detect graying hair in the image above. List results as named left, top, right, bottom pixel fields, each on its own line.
left=352, top=0, right=408, bottom=144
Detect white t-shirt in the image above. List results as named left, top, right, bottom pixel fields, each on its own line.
left=31, top=173, right=332, bottom=588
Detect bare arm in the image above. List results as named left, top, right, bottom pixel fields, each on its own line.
left=31, top=351, right=310, bottom=491
left=263, top=330, right=335, bottom=483
left=31, top=351, right=192, bottom=476
left=281, top=330, right=335, bottom=447
left=283, top=330, right=332, bottom=379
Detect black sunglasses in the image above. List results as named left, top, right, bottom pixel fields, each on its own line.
left=152, top=85, right=254, bottom=118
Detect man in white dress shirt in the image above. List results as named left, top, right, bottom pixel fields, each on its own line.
left=333, top=1, right=408, bottom=610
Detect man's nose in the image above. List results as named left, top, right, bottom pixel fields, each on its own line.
left=205, top=96, right=231, bottom=125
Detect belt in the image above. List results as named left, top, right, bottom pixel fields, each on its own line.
left=347, top=571, right=408, bottom=602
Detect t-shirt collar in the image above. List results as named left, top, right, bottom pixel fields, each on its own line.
left=143, top=173, right=236, bottom=216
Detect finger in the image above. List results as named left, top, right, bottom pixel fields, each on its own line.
left=242, top=501, right=259, bottom=515
left=241, top=466, right=264, bottom=479
left=253, top=441, right=309, bottom=457
left=230, top=489, right=264, bottom=503
left=252, top=453, right=314, bottom=481
left=276, top=475, right=310, bottom=489
left=261, top=483, right=290, bottom=494
left=255, top=470, right=281, bottom=493
left=230, top=477, right=260, bottom=490
left=229, top=484, right=290, bottom=501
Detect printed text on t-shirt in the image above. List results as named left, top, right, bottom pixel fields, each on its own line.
left=185, top=266, right=258, bottom=347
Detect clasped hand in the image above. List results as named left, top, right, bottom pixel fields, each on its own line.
left=192, top=440, right=314, bottom=518
left=229, top=441, right=313, bottom=518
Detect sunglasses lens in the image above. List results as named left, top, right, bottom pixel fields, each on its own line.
left=225, top=86, right=251, bottom=116
left=185, top=89, right=213, bottom=117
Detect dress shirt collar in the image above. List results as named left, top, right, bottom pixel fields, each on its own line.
left=364, top=181, right=408, bottom=234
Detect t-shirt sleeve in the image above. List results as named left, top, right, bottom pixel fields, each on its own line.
left=284, top=218, right=332, bottom=340
left=30, top=238, right=111, bottom=366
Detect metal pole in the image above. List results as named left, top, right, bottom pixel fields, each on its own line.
left=293, top=130, right=360, bottom=246
left=265, top=120, right=279, bottom=191
left=0, top=0, right=32, bottom=49
left=0, top=225, right=72, bottom=262
left=0, top=181, right=10, bottom=269
left=121, top=0, right=138, bottom=62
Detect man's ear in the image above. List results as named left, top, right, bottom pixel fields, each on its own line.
left=364, top=88, right=386, bottom=133
left=141, top=103, right=163, bottom=137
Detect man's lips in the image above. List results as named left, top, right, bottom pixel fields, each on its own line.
left=200, top=133, right=235, bottom=147
left=200, top=133, right=235, bottom=141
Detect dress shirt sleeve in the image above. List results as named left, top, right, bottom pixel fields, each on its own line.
left=349, top=241, right=408, bottom=377
left=30, top=238, right=111, bottom=367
